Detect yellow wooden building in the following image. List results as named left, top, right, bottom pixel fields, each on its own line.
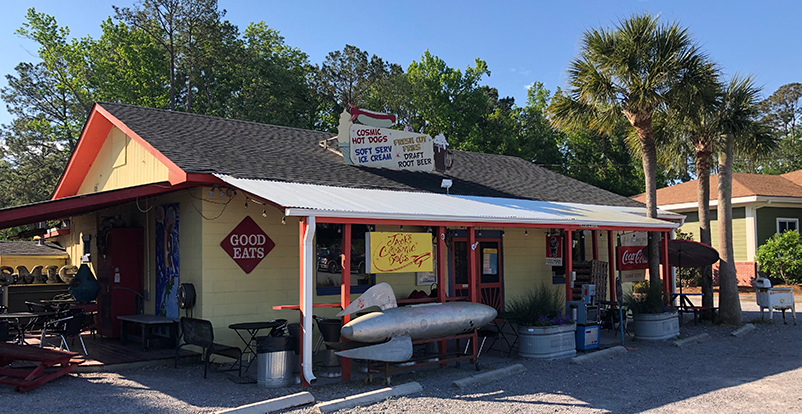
left=0, top=102, right=680, bottom=383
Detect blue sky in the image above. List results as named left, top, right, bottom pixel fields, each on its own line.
left=1, top=0, right=800, bottom=126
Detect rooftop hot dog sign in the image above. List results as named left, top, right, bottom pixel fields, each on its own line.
left=220, top=216, right=275, bottom=274
left=349, top=124, right=435, bottom=171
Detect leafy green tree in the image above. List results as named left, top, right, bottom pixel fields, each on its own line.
left=749, top=83, right=802, bottom=173
left=516, top=84, right=565, bottom=167
left=406, top=50, right=490, bottom=148
left=316, top=45, right=400, bottom=116
left=217, top=22, right=318, bottom=129
left=89, top=18, right=170, bottom=108
left=550, top=14, right=713, bottom=283
left=114, top=0, right=225, bottom=112
left=756, top=230, right=802, bottom=284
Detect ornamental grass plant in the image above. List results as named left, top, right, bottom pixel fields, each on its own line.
left=502, top=282, right=571, bottom=327
left=624, top=280, right=674, bottom=314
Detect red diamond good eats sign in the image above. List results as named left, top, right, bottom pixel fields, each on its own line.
left=221, top=216, right=275, bottom=274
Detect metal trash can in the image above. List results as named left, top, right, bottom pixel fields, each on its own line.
left=256, top=336, right=293, bottom=387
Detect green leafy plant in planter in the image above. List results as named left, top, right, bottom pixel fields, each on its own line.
left=624, top=281, right=679, bottom=340
left=624, top=280, right=674, bottom=314
left=502, top=282, right=571, bottom=326
left=502, top=282, right=575, bottom=359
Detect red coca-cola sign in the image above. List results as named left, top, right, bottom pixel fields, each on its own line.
left=220, top=216, right=275, bottom=274
left=617, top=245, right=648, bottom=271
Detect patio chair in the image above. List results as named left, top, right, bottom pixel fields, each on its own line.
left=477, top=319, right=514, bottom=357
left=40, top=309, right=87, bottom=355
left=175, top=317, right=242, bottom=379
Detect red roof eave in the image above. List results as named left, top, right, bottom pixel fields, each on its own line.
left=52, top=103, right=189, bottom=200
left=1, top=182, right=191, bottom=230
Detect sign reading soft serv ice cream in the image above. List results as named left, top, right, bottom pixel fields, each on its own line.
left=349, top=124, right=435, bottom=171
left=366, top=232, right=433, bottom=273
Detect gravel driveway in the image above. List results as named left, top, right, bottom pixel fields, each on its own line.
left=2, top=298, right=800, bottom=414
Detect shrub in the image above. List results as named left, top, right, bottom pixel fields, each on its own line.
left=624, top=281, right=674, bottom=314
left=502, top=283, right=571, bottom=327
left=756, top=230, right=802, bottom=284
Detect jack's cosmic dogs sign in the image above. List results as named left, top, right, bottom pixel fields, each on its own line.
left=367, top=232, right=433, bottom=273
left=349, top=124, right=435, bottom=171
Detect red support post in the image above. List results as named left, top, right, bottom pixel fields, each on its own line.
left=437, top=226, right=447, bottom=359
left=662, top=231, right=670, bottom=297
left=437, top=226, right=447, bottom=304
left=592, top=230, right=598, bottom=261
left=298, top=218, right=309, bottom=387
left=467, top=226, right=478, bottom=357
left=607, top=231, right=616, bottom=302
left=565, top=230, right=573, bottom=302
left=340, top=224, right=351, bottom=382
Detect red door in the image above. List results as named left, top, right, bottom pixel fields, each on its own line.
left=451, top=238, right=503, bottom=314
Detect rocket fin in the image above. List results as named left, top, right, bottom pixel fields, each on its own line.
left=336, top=282, right=397, bottom=317
left=335, top=335, right=413, bottom=362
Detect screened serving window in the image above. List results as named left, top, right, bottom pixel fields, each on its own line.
left=776, top=218, right=799, bottom=234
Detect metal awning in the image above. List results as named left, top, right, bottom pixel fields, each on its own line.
left=216, top=175, right=680, bottom=230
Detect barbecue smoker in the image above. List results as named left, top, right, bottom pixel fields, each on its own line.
left=567, top=284, right=600, bottom=350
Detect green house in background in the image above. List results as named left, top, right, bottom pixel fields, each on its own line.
left=633, top=170, right=802, bottom=286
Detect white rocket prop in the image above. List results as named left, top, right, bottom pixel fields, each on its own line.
left=334, top=283, right=497, bottom=362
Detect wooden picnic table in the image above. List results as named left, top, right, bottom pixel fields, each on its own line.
left=0, top=342, right=81, bottom=392
left=671, top=293, right=717, bottom=324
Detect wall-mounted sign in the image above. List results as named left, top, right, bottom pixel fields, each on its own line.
left=349, top=124, right=435, bottom=171
left=617, top=245, right=648, bottom=282
left=545, top=234, right=563, bottom=266
left=367, top=232, right=433, bottom=273
left=618, top=232, right=648, bottom=282
left=220, top=216, right=275, bottom=274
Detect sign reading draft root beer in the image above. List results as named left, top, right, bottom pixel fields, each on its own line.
left=367, top=232, right=433, bottom=273
left=349, top=124, right=435, bottom=171
left=220, top=216, right=275, bottom=274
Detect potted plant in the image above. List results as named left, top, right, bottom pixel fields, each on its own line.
left=624, top=281, right=679, bottom=340
left=502, top=283, right=575, bottom=359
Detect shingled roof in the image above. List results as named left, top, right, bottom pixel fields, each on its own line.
left=0, top=241, right=67, bottom=256
left=99, top=102, right=643, bottom=207
left=632, top=171, right=802, bottom=206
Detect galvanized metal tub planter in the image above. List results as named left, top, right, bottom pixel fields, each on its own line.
left=517, top=323, right=576, bottom=359
left=632, top=312, right=680, bottom=340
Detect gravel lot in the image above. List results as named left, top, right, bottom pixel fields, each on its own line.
left=2, top=297, right=800, bottom=414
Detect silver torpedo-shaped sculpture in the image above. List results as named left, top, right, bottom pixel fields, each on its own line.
left=334, top=282, right=497, bottom=362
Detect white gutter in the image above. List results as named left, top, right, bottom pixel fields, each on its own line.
left=302, top=216, right=316, bottom=384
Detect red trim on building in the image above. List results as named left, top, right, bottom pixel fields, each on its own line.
left=0, top=183, right=191, bottom=230
left=52, top=105, right=190, bottom=199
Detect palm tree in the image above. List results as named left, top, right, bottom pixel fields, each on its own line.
left=717, top=76, right=773, bottom=325
left=655, top=78, right=722, bottom=315
left=551, top=13, right=713, bottom=283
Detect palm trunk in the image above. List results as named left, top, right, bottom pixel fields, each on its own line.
left=717, top=134, right=742, bottom=325
left=695, top=147, right=714, bottom=314
left=639, top=131, right=662, bottom=286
